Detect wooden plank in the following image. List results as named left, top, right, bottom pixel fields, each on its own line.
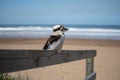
left=84, top=72, right=96, bottom=80
left=0, top=50, right=96, bottom=73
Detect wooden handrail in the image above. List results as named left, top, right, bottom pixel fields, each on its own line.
left=0, top=50, right=96, bottom=80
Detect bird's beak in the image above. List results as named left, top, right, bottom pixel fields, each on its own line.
left=63, top=27, right=69, bottom=32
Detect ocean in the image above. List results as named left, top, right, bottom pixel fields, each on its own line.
left=0, top=24, right=120, bottom=40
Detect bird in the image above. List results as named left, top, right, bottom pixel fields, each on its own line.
left=43, top=25, right=68, bottom=53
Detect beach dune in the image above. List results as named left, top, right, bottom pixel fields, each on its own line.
left=0, top=38, right=120, bottom=80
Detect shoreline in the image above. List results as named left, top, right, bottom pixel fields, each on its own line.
left=0, top=38, right=120, bottom=48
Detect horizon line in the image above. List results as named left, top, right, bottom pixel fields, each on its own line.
left=0, top=24, right=120, bottom=26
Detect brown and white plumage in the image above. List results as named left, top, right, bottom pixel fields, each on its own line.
left=43, top=25, right=68, bottom=53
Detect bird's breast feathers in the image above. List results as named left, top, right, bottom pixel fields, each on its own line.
left=48, top=35, right=64, bottom=50
left=43, top=33, right=65, bottom=51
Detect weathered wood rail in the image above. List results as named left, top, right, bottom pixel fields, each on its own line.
left=0, top=50, right=96, bottom=80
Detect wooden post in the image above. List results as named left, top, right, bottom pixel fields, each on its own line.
left=85, top=57, right=96, bottom=80
left=86, top=58, right=94, bottom=76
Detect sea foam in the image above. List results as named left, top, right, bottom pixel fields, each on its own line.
left=0, top=25, right=120, bottom=40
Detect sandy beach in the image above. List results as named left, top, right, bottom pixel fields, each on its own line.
left=0, top=38, right=120, bottom=80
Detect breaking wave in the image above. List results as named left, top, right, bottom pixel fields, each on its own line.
left=0, top=25, right=120, bottom=40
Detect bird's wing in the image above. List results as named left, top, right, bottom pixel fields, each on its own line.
left=43, top=35, right=61, bottom=50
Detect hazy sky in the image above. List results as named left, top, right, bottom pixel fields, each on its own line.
left=0, top=0, right=120, bottom=25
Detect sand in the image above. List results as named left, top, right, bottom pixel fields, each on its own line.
left=0, top=38, right=120, bottom=80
